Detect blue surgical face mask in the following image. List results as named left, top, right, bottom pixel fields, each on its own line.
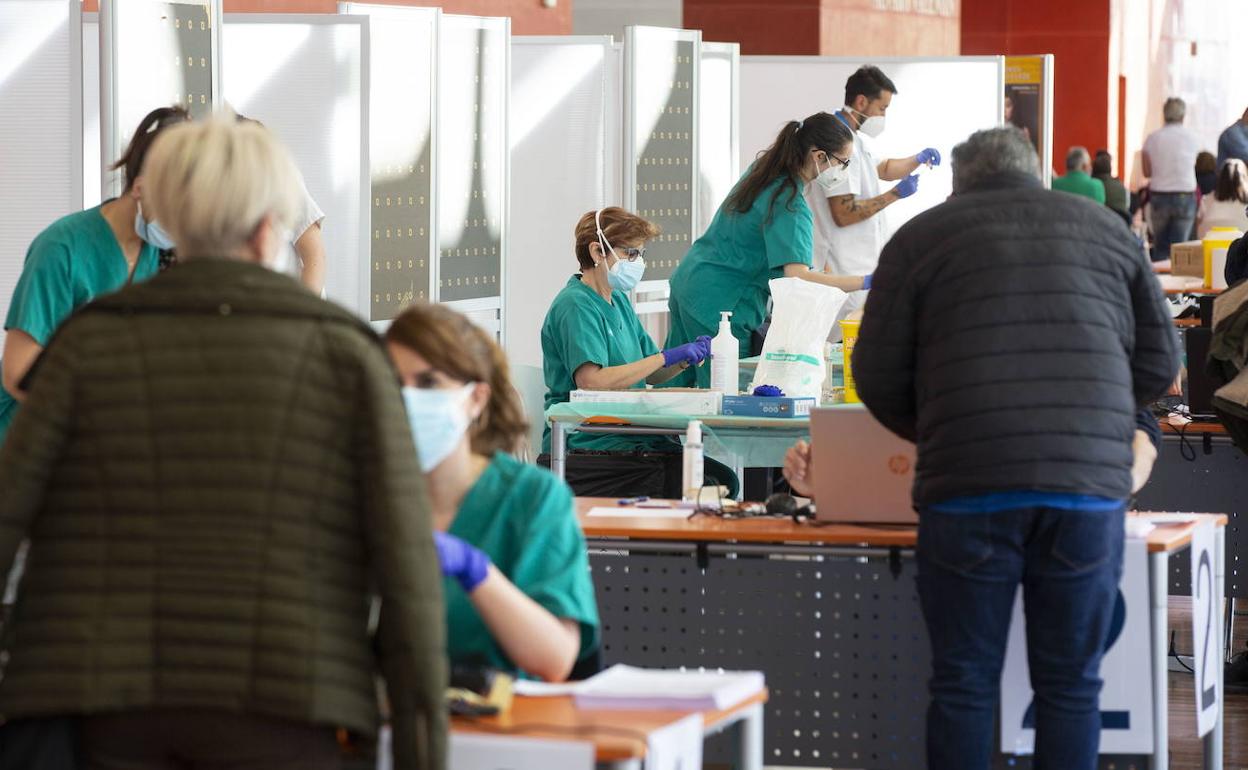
left=134, top=202, right=176, bottom=251
left=608, top=256, right=646, bottom=292
left=597, top=225, right=646, bottom=293
left=401, top=383, right=476, bottom=472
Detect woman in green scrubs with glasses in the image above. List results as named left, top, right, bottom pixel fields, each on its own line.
left=665, top=111, right=869, bottom=387
left=0, top=106, right=189, bottom=444
left=386, top=303, right=599, bottom=682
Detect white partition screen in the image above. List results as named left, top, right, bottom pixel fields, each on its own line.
left=698, top=41, right=739, bottom=236
left=222, top=15, right=369, bottom=316
left=625, top=25, right=700, bottom=289
left=0, top=0, right=81, bottom=356
left=341, top=3, right=437, bottom=324
left=507, top=36, right=613, bottom=368
left=101, top=0, right=221, bottom=197
left=83, top=13, right=101, bottom=209
left=740, top=56, right=1004, bottom=239
left=437, top=14, right=509, bottom=335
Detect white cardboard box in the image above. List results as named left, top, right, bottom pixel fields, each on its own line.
left=569, top=388, right=722, bottom=416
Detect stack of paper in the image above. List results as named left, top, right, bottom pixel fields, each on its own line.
left=572, top=665, right=765, bottom=711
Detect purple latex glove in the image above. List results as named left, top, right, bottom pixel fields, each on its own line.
left=915, top=147, right=941, bottom=167
left=434, top=531, right=491, bottom=593
left=663, top=335, right=712, bottom=368
left=894, top=175, right=920, bottom=199
left=863, top=273, right=873, bottom=290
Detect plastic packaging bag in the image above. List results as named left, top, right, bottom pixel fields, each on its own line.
left=749, top=277, right=849, bottom=399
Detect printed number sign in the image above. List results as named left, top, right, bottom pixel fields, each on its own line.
left=999, top=538, right=1153, bottom=754
left=1190, top=522, right=1221, bottom=737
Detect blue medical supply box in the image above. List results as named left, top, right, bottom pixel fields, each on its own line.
left=720, top=395, right=816, bottom=418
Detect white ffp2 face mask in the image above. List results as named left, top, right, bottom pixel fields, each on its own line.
left=850, top=106, right=886, bottom=139
left=813, top=156, right=849, bottom=195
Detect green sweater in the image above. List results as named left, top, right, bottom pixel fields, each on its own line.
left=0, top=259, right=446, bottom=769
left=1052, top=170, right=1107, bottom=204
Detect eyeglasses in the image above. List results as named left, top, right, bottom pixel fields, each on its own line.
left=618, top=246, right=646, bottom=261
left=825, top=150, right=851, bottom=170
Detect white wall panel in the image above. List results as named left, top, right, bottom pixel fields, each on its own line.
left=740, top=56, right=1004, bottom=241
left=83, top=13, right=100, bottom=209
left=437, top=14, right=509, bottom=336
left=0, top=0, right=81, bottom=357
left=698, top=41, right=739, bottom=236
left=507, top=36, right=612, bottom=369
left=100, top=0, right=221, bottom=198
left=222, top=14, right=369, bottom=317
left=341, top=3, right=437, bottom=325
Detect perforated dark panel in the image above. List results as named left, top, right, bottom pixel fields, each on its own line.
left=589, top=542, right=1155, bottom=769
left=589, top=544, right=928, bottom=768
left=631, top=35, right=695, bottom=282
left=1135, top=435, right=1245, bottom=598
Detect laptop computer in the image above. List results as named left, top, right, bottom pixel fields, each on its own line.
left=810, top=406, right=918, bottom=524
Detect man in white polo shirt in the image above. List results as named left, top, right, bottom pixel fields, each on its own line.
left=805, top=65, right=939, bottom=332
left=1142, top=97, right=1202, bottom=261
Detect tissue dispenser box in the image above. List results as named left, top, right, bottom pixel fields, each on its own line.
left=569, top=388, right=722, bottom=416
left=1171, top=241, right=1203, bottom=277
left=720, top=395, right=816, bottom=418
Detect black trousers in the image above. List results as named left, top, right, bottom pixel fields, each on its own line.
left=79, top=709, right=341, bottom=770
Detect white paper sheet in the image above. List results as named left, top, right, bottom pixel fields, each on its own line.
left=644, top=713, right=703, bottom=770
left=586, top=506, right=691, bottom=519
left=377, top=728, right=594, bottom=770
left=513, top=679, right=585, bottom=697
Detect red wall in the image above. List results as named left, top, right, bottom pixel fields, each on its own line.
left=962, top=0, right=1111, bottom=177
left=82, top=0, right=571, bottom=35
left=685, top=0, right=960, bottom=56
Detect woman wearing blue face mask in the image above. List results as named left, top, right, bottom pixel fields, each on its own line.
left=386, top=303, right=599, bottom=682
left=0, top=105, right=188, bottom=445
left=538, top=207, right=710, bottom=456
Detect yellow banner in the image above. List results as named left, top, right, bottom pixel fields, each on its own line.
left=1005, top=56, right=1044, bottom=86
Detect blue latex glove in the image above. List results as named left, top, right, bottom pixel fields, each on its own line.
left=434, top=531, right=491, bottom=593
left=894, top=175, right=920, bottom=199
left=915, top=147, right=942, bottom=167
left=663, top=335, right=712, bottom=368
left=863, top=273, right=873, bottom=290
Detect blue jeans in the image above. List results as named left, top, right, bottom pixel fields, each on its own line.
left=916, top=507, right=1125, bottom=770
left=1149, top=191, right=1197, bottom=261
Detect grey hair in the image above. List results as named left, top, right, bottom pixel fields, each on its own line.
left=1163, top=97, right=1186, bottom=124
left=1065, top=146, right=1091, bottom=171
left=951, top=126, right=1041, bottom=193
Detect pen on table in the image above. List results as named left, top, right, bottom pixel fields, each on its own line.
left=617, top=496, right=650, bottom=506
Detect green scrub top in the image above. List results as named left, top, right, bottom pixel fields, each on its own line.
left=446, top=452, right=600, bottom=676
left=539, top=275, right=671, bottom=453
left=665, top=173, right=813, bottom=387
left=0, top=204, right=160, bottom=443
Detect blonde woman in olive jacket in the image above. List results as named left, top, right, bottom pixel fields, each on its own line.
left=0, top=117, right=446, bottom=770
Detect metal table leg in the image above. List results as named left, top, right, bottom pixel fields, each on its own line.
left=551, top=420, right=567, bottom=480
left=1151, top=550, right=1170, bottom=770
left=1204, top=527, right=1226, bottom=770
left=736, top=702, right=764, bottom=770
left=1225, top=597, right=1238, bottom=662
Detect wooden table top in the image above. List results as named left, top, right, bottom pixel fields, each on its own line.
left=1159, top=419, right=1227, bottom=435
left=577, top=498, right=1227, bottom=554
left=451, top=690, right=769, bottom=761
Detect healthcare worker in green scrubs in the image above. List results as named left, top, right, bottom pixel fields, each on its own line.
left=386, top=302, right=599, bottom=682
left=0, top=106, right=189, bottom=443
left=539, top=207, right=710, bottom=454
left=665, top=111, right=878, bottom=387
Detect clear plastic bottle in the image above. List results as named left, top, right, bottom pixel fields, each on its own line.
left=710, top=311, right=738, bottom=395
left=682, top=420, right=704, bottom=501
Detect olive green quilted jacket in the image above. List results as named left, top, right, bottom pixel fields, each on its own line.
left=0, top=259, right=445, bottom=769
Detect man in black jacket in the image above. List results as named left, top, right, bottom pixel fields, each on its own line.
left=852, top=126, right=1179, bottom=770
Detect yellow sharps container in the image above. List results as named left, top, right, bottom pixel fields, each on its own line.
left=840, top=319, right=861, bottom=404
